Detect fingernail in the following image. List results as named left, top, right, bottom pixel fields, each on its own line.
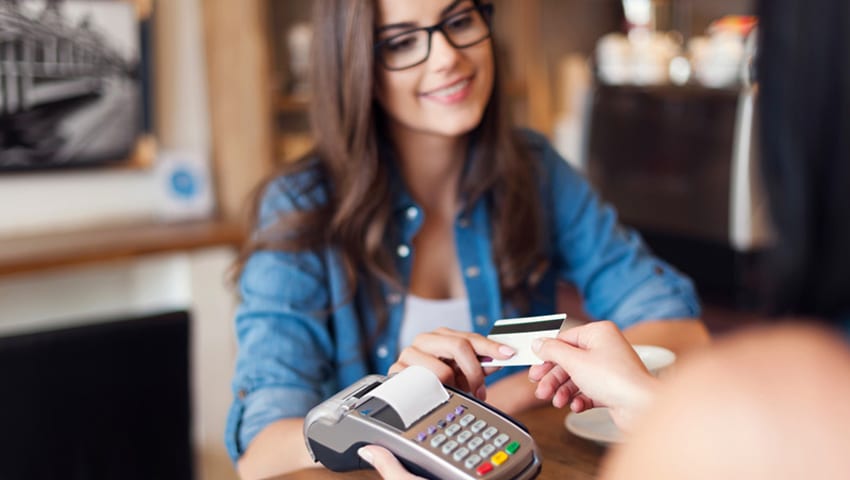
left=531, top=338, right=544, bottom=352
left=499, top=345, right=516, bottom=357
left=357, top=447, right=374, bottom=465
left=476, top=385, right=487, bottom=401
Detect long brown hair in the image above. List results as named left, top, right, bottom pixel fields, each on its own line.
left=235, top=0, right=548, bottom=332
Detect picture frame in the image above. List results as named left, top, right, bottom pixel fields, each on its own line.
left=0, top=0, right=154, bottom=171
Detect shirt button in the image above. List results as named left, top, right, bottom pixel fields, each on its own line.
left=458, top=218, right=470, bottom=228
left=377, top=345, right=389, bottom=358
left=465, top=266, right=480, bottom=278
left=475, top=315, right=488, bottom=327
left=406, top=206, right=419, bottom=220
left=397, top=244, right=411, bottom=258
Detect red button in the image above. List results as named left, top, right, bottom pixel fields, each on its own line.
left=476, top=462, right=493, bottom=476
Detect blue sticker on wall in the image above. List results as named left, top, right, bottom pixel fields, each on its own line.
left=170, top=167, right=198, bottom=199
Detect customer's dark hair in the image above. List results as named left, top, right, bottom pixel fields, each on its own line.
left=756, top=0, right=850, bottom=318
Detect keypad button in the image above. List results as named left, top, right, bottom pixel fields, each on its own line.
left=427, top=426, right=437, bottom=435
left=456, top=430, right=473, bottom=443
left=479, top=444, right=496, bottom=457
left=505, top=441, right=520, bottom=455
left=467, top=436, right=484, bottom=450
left=455, top=406, right=466, bottom=415
left=446, top=412, right=456, bottom=422
left=445, top=424, right=461, bottom=436
left=430, top=434, right=447, bottom=447
left=482, top=426, right=498, bottom=440
left=416, top=432, right=427, bottom=442
left=464, top=454, right=482, bottom=470
left=493, top=433, right=510, bottom=447
left=452, top=447, right=470, bottom=461
left=470, top=419, right=487, bottom=433
left=459, top=414, right=475, bottom=427
left=490, top=451, right=508, bottom=466
left=441, top=440, right=458, bottom=454
left=476, top=462, right=493, bottom=476
left=437, top=419, right=447, bottom=429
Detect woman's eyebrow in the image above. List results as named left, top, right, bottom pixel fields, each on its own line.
left=376, top=0, right=468, bottom=33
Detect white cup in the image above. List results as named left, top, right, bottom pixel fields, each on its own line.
left=633, top=345, right=676, bottom=377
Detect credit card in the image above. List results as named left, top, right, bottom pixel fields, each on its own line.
left=481, top=313, right=567, bottom=367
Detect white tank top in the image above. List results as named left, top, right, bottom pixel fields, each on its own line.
left=399, top=294, right=473, bottom=350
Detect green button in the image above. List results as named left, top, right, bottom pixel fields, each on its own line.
left=505, top=441, right=520, bottom=455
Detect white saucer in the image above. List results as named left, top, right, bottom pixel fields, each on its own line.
left=565, top=407, right=623, bottom=445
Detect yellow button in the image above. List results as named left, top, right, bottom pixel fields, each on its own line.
left=490, top=451, right=508, bottom=466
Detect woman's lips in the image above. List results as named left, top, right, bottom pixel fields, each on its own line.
left=420, top=77, right=473, bottom=104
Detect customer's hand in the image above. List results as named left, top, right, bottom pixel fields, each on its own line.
left=389, top=327, right=515, bottom=400
left=529, top=321, right=658, bottom=430
left=358, top=446, right=423, bottom=480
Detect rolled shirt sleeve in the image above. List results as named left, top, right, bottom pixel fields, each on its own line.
left=225, top=174, right=336, bottom=462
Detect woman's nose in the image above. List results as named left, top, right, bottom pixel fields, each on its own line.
left=427, top=31, right=462, bottom=72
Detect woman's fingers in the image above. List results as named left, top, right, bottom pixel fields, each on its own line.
left=569, top=393, right=597, bottom=413
left=411, top=332, right=483, bottom=391
left=388, top=361, right=405, bottom=376
left=448, top=360, right=471, bottom=393
left=408, top=330, right=513, bottom=397
left=531, top=321, right=654, bottom=420
left=531, top=336, right=584, bottom=372
left=552, top=379, right=580, bottom=408
left=435, top=327, right=517, bottom=360
left=534, top=364, right=571, bottom=400
left=528, top=361, right=556, bottom=382
left=395, top=347, right=457, bottom=386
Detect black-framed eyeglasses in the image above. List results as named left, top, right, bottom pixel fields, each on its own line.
left=374, top=4, right=494, bottom=71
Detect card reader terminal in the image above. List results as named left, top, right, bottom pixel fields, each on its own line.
left=304, top=366, right=541, bottom=479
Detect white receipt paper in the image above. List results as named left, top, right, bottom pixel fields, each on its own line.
left=481, top=313, right=567, bottom=367
left=368, top=365, right=449, bottom=429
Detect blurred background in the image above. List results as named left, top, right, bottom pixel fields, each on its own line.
left=0, top=0, right=763, bottom=479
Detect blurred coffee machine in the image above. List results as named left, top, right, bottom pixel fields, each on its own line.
left=586, top=8, right=769, bottom=305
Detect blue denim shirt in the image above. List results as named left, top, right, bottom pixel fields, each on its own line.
left=225, top=130, right=701, bottom=461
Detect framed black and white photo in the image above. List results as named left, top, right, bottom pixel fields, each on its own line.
left=0, top=0, right=153, bottom=171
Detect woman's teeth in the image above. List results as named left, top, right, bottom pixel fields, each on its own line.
left=430, top=79, right=469, bottom=96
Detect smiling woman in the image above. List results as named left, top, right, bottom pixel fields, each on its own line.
left=227, top=0, right=707, bottom=478
left=373, top=1, right=495, bottom=137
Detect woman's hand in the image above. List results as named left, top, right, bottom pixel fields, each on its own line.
left=528, top=321, right=658, bottom=431
left=389, top=327, right=515, bottom=401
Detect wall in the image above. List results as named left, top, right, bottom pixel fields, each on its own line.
left=0, top=1, right=239, bottom=479
left=0, top=0, right=212, bottom=237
